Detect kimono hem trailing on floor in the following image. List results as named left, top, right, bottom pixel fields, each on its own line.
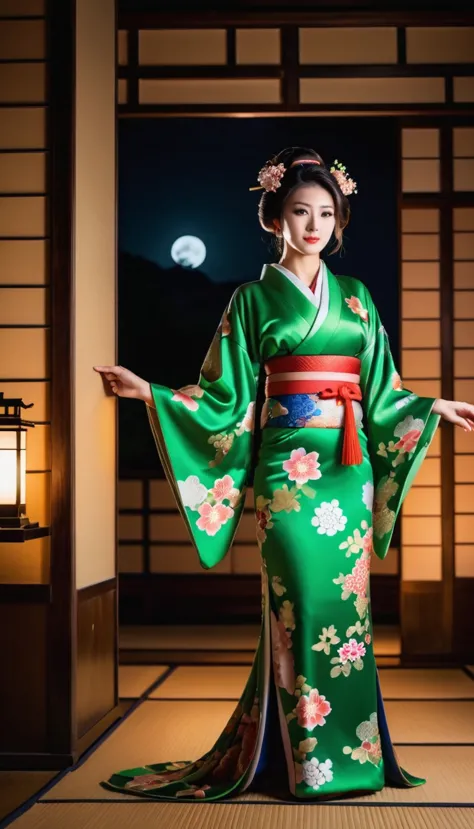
left=102, top=259, right=440, bottom=801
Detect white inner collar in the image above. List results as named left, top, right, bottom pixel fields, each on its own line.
left=271, top=261, right=325, bottom=308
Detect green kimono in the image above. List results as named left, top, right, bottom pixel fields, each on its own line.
left=103, top=260, right=440, bottom=801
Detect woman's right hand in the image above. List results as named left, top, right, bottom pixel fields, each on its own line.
left=93, top=365, right=154, bottom=406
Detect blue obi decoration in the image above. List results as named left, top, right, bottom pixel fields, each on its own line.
left=264, top=394, right=323, bottom=429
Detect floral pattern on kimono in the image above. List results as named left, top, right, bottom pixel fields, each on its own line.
left=343, top=713, right=383, bottom=766
left=146, top=287, right=259, bottom=569
left=359, top=285, right=441, bottom=560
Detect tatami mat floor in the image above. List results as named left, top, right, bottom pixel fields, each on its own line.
left=118, top=665, right=169, bottom=699
left=3, top=626, right=474, bottom=828
left=7, top=803, right=474, bottom=829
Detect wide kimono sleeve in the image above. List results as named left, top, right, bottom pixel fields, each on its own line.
left=145, top=288, right=260, bottom=570
left=358, top=285, right=441, bottom=560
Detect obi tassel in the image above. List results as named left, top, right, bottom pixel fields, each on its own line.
left=264, top=354, right=364, bottom=466
left=319, top=383, right=363, bottom=466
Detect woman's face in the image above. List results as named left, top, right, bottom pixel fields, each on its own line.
left=278, top=183, right=336, bottom=257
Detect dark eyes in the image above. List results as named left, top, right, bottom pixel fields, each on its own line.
left=294, top=208, right=334, bottom=218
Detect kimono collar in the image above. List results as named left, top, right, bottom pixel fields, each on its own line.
left=259, top=259, right=342, bottom=348
left=269, top=261, right=324, bottom=308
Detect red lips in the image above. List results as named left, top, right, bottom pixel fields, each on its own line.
left=304, top=237, right=320, bottom=243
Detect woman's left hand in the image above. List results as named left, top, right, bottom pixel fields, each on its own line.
left=432, top=398, right=474, bottom=432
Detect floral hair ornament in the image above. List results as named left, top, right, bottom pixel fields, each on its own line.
left=249, top=162, right=286, bottom=193
left=329, top=159, right=358, bottom=195
left=249, top=158, right=322, bottom=193
left=249, top=156, right=358, bottom=195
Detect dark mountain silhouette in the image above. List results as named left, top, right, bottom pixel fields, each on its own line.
left=118, top=250, right=242, bottom=473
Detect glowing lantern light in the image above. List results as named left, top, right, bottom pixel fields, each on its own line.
left=0, top=391, right=36, bottom=531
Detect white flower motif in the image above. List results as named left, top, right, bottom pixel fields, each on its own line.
left=395, top=393, right=417, bottom=411
left=311, top=499, right=348, bottom=536
left=393, top=414, right=425, bottom=438
left=177, top=475, right=208, bottom=511
left=362, top=481, right=374, bottom=511
left=301, top=757, right=334, bottom=790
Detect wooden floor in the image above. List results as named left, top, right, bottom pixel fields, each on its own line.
left=2, top=625, right=474, bottom=828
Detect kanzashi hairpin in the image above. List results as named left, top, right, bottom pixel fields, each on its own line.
left=249, top=162, right=286, bottom=193
left=329, top=160, right=358, bottom=195
left=249, top=158, right=322, bottom=193
left=249, top=156, right=358, bottom=195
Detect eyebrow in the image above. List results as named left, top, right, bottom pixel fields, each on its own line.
left=293, top=201, right=334, bottom=208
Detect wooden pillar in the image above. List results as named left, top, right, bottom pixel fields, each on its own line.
left=0, top=0, right=118, bottom=769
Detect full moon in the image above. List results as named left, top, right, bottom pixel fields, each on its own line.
left=171, top=235, right=206, bottom=269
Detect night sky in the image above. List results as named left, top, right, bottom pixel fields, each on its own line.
left=119, top=116, right=398, bottom=299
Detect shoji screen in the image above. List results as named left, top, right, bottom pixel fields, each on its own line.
left=118, top=478, right=257, bottom=576
left=453, top=128, right=474, bottom=579
left=400, top=128, right=443, bottom=582
left=0, top=1, right=50, bottom=584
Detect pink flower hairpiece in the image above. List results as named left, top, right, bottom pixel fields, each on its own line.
left=249, top=162, right=286, bottom=193
left=249, top=157, right=358, bottom=195
left=329, top=160, right=358, bottom=195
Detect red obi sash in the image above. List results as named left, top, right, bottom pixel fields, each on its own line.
left=264, top=354, right=363, bottom=466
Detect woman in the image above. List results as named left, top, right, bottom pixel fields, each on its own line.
left=94, top=147, right=474, bottom=802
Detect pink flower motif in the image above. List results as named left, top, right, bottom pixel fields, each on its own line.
left=270, top=611, right=295, bottom=695
left=196, top=502, right=234, bottom=536
left=343, top=556, right=370, bottom=597
left=282, top=447, right=321, bottom=485
left=393, top=428, right=422, bottom=454
left=228, top=488, right=242, bottom=508
left=331, top=168, right=357, bottom=196
left=236, top=402, right=255, bottom=436
left=210, top=474, right=239, bottom=504
left=362, top=527, right=373, bottom=556
left=295, top=688, right=332, bottom=731
left=171, top=391, right=199, bottom=411
left=365, top=633, right=372, bottom=645
left=392, top=371, right=403, bottom=391
left=194, top=785, right=211, bottom=798
left=345, top=296, right=369, bottom=322
left=171, top=384, right=204, bottom=411
left=257, top=162, right=286, bottom=192
left=369, top=738, right=382, bottom=761
left=125, top=773, right=166, bottom=790
left=361, top=738, right=382, bottom=760
left=338, top=638, right=366, bottom=664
